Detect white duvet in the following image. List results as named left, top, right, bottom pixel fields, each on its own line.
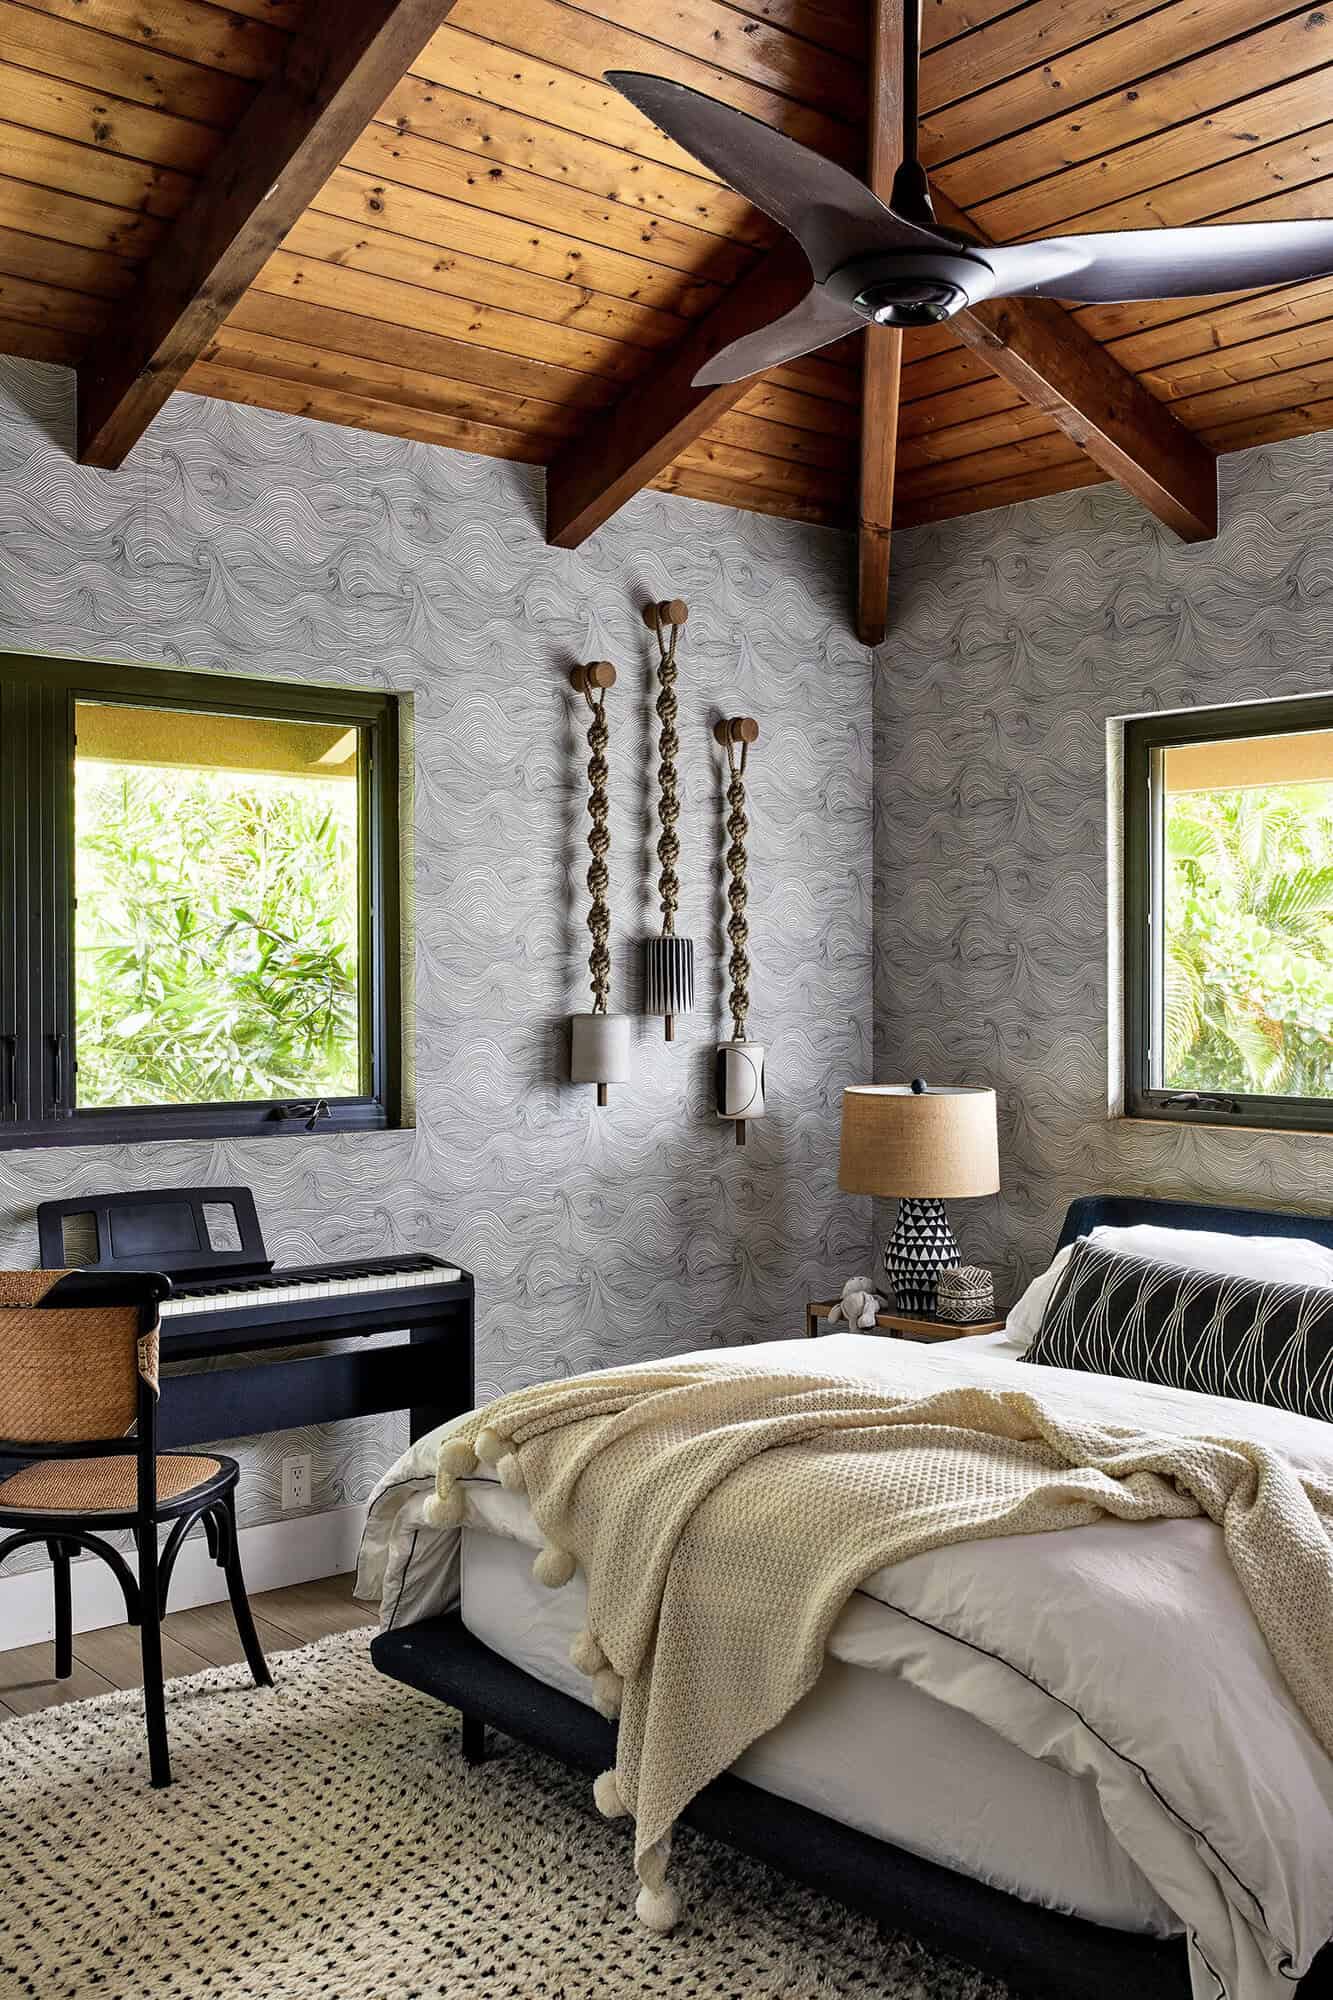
left=358, top=1331, right=1333, bottom=2000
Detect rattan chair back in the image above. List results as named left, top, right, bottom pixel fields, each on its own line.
left=0, top=1270, right=157, bottom=1445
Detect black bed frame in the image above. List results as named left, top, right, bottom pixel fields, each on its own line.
left=371, top=1194, right=1333, bottom=1999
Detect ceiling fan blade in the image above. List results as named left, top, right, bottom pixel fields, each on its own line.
left=987, top=220, right=1333, bottom=304
left=606, top=70, right=949, bottom=281
left=694, top=285, right=864, bottom=386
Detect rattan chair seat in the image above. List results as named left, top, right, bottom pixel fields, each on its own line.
left=0, top=1453, right=222, bottom=1515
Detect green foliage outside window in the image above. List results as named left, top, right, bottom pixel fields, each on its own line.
left=1164, top=784, right=1333, bottom=1100
left=74, top=764, right=360, bottom=1108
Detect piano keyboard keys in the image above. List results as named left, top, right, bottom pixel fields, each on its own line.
left=159, top=1258, right=460, bottom=1319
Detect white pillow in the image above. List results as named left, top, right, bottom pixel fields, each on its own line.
left=1004, top=1222, right=1333, bottom=1351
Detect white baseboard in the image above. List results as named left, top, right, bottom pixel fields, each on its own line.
left=0, top=1505, right=365, bottom=1653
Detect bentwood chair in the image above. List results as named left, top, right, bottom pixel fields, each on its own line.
left=0, top=1268, right=271, bottom=1785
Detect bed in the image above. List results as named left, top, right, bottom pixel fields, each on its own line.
left=361, top=1195, right=1333, bottom=2000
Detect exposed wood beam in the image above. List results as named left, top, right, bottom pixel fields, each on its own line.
left=76, top=0, right=459, bottom=469
left=933, top=188, right=1218, bottom=543
left=857, top=0, right=905, bottom=649
left=545, top=241, right=810, bottom=550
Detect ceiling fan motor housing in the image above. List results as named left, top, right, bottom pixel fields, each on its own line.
left=825, top=249, right=997, bottom=328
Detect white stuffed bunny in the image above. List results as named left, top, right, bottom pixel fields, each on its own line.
left=826, top=1274, right=882, bottom=1330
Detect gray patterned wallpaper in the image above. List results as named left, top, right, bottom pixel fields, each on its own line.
left=876, top=431, right=1333, bottom=1309
left=0, top=357, right=873, bottom=1556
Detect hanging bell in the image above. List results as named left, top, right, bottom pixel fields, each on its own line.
left=570, top=1013, right=632, bottom=1108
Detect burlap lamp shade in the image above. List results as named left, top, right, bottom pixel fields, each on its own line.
left=839, top=1081, right=999, bottom=1315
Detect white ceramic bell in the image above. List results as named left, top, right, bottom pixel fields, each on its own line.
left=571, top=1013, right=631, bottom=1104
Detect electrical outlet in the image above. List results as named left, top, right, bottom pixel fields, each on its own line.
left=281, top=1452, right=312, bottom=1511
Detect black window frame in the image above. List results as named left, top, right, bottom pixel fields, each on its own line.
left=0, top=653, right=401, bottom=1148
left=1124, top=692, right=1333, bottom=1135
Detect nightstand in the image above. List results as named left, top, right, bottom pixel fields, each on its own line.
left=805, top=1300, right=1006, bottom=1342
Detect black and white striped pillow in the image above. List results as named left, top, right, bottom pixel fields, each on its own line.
left=1023, top=1237, right=1333, bottom=1422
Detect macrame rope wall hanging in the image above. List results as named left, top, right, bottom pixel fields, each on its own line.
left=569, top=661, right=630, bottom=1107
left=642, top=597, right=696, bottom=1042
left=714, top=715, right=764, bottom=1146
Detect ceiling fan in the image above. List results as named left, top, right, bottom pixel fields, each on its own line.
left=606, top=8, right=1333, bottom=389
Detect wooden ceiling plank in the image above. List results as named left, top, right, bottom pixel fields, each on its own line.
left=439, top=0, right=864, bottom=140
left=1202, top=389, right=1333, bottom=449
left=0, top=171, right=166, bottom=261
left=924, top=0, right=1299, bottom=177
left=972, top=51, right=1333, bottom=241
left=225, top=290, right=614, bottom=407
left=709, top=405, right=858, bottom=470
left=937, top=7, right=1332, bottom=214
left=651, top=458, right=847, bottom=525
left=0, top=62, right=228, bottom=176
left=0, top=270, right=111, bottom=341
left=1144, top=316, right=1333, bottom=398
left=1044, top=111, right=1333, bottom=238
left=0, top=2, right=259, bottom=127
left=346, top=122, right=755, bottom=282
left=22, top=0, right=293, bottom=81
left=897, top=374, right=1027, bottom=440
left=0, top=223, right=136, bottom=301
left=1170, top=349, right=1333, bottom=426
left=737, top=376, right=862, bottom=437
left=201, top=325, right=583, bottom=436
left=919, top=0, right=1172, bottom=114
left=928, top=187, right=1217, bottom=539
left=252, top=247, right=647, bottom=380
left=315, top=165, right=731, bottom=314
left=183, top=359, right=554, bottom=460
left=281, top=208, right=691, bottom=352
left=894, top=457, right=1109, bottom=527
left=0, top=313, right=87, bottom=367
left=77, top=0, right=462, bottom=468
left=377, top=73, right=772, bottom=246
left=858, top=0, right=904, bottom=648
left=896, top=399, right=1058, bottom=471
left=1103, top=272, right=1333, bottom=372
left=896, top=425, right=1086, bottom=500
left=0, top=121, right=193, bottom=221
left=544, top=240, right=812, bottom=548
left=673, top=430, right=852, bottom=503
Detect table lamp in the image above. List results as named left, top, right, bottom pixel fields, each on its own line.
left=838, top=1079, right=1000, bottom=1316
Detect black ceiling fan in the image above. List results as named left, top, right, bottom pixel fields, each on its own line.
left=606, top=6, right=1333, bottom=388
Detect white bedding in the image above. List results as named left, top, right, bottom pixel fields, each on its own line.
left=359, top=1330, right=1333, bottom=2000
left=462, top=1515, right=1178, bottom=1935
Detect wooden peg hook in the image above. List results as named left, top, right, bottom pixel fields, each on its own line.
left=570, top=660, right=617, bottom=694
left=643, top=598, right=689, bottom=633
left=713, top=716, right=759, bottom=747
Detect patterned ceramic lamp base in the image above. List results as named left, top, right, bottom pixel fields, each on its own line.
left=885, top=1196, right=961, bottom=1316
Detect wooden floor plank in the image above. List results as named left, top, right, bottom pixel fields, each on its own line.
left=0, top=1643, right=116, bottom=1717
left=74, top=1622, right=211, bottom=1691
left=247, top=1573, right=377, bottom=1642
left=159, top=1601, right=303, bottom=1670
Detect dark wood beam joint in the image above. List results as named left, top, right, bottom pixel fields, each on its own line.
left=545, top=239, right=809, bottom=551
left=77, top=0, right=458, bottom=469
left=930, top=186, right=1218, bottom=544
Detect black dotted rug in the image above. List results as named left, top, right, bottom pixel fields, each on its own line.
left=3, top=1629, right=1011, bottom=1999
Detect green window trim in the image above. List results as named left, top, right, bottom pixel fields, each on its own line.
left=1123, top=693, right=1333, bottom=1137
left=0, top=654, right=402, bottom=1149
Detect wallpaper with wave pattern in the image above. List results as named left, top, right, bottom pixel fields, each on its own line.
left=0, top=358, right=873, bottom=1560
left=876, top=430, right=1333, bottom=1308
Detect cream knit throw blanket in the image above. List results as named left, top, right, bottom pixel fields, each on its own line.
left=428, top=1359, right=1333, bottom=1929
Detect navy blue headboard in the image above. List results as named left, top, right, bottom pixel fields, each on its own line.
left=1057, top=1194, right=1333, bottom=1255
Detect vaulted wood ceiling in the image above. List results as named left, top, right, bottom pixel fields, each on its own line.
left=2, top=0, right=1332, bottom=563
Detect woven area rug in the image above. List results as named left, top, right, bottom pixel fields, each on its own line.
left=3, top=1627, right=1011, bottom=2000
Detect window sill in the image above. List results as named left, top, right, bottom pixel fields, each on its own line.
left=1117, top=1107, right=1333, bottom=1140
left=0, top=1106, right=400, bottom=1150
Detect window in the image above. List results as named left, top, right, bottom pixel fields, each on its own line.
left=0, top=656, right=400, bottom=1146
left=1124, top=696, right=1333, bottom=1132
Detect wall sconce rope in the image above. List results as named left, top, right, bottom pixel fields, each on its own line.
left=714, top=717, right=763, bottom=1146
left=569, top=661, right=628, bottom=1106
left=643, top=599, right=695, bottom=1041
